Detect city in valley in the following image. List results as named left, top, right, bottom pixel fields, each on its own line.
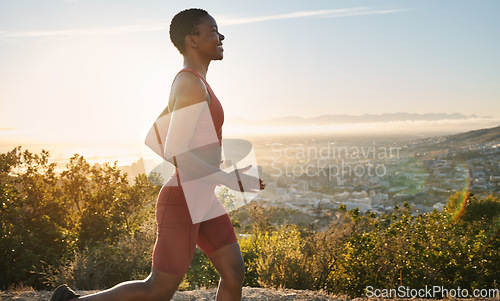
left=248, top=129, right=499, bottom=217
left=111, top=125, right=500, bottom=223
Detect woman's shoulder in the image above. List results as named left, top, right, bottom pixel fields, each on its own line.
left=171, top=72, right=209, bottom=110
left=174, top=70, right=205, bottom=90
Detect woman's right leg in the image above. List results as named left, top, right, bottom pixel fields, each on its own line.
left=73, top=183, right=194, bottom=300
left=75, top=268, right=184, bottom=301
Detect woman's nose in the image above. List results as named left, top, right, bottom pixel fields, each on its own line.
left=219, top=33, right=225, bottom=41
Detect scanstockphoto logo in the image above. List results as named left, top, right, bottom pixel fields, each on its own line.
left=269, top=141, right=399, bottom=181
left=365, top=286, right=500, bottom=299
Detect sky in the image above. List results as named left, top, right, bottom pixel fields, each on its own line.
left=1, top=0, right=499, bottom=161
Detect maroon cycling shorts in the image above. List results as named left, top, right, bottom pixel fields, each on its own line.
left=152, top=182, right=237, bottom=275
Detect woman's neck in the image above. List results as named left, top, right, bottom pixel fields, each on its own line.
left=183, top=56, right=210, bottom=79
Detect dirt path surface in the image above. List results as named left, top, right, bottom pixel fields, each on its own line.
left=3, top=287, right=498, bottom=300
left=0, top=287, right=345, bottom=301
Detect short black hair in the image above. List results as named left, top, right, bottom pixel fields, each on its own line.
left=169, top=8, right=209, bottom=54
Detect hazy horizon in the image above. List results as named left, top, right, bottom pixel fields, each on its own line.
left=2, top=119, right=498, bottom=167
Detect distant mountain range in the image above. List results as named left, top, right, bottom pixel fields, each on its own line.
left=228, top=113, right=489, bottom=126
left=444, top=124, right=500, bottom=144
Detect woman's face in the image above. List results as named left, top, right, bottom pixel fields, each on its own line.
left=190, top=15, right=225, bottom=60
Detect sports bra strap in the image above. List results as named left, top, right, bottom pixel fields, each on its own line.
left=173, top=156, right=181, bottom=185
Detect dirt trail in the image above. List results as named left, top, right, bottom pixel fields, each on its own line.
left=3, top=287, right=496, bottom=300
left=0, top=287, right=345, bottom=301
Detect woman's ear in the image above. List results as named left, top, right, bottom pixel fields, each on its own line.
left=185, top=35, right=197, bottom=49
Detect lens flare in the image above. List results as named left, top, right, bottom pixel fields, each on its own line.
left=450, top=169, right=472, bottom=224
left=449, top=169, right=500, bottom=244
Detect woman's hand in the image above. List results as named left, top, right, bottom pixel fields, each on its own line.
left=225, top=165, right=265, bottom=193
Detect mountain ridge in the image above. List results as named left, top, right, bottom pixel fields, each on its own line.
left=228, top=112, right=490, bottom=126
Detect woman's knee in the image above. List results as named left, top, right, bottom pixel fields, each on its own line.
left=209, top=242, right=246, bottom=286
left=221, top=260, right=245, bottom=286
left=144, top=270, right=184, bottom=301
left=142, top=282, right=177, bottom=301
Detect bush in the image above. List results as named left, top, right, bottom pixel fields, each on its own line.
left=234, top=197, right=500, bottom=297
left=42, top=211, right=156, bottom=289
left=243, top=225, right=312, bottom=289
left=0, top=147, right=159, bottom=289
left=0, top=147, right=73, bottom=289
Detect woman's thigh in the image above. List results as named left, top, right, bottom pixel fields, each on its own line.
left=197, top=213, right=238, bottom=256
left=197, top=214, right=243, bottom=280
left=153, top=185, right=198, bottom=275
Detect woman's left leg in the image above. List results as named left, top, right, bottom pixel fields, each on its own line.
left=208, top=242, right=245, bottom=301
left=75, top=268, right=184, bottom=301
left=197, top=213, right=244, bottom=300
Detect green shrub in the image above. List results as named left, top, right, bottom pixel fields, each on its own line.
left=42, top=213, right=156, bottom=289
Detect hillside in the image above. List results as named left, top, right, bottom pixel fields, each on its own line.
left=444, top=124, right=500, bottom=144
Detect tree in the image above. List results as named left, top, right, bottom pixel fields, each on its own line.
left=0, top=147, right=160, bottom=289
left=0, top=147, right=72, bottom=289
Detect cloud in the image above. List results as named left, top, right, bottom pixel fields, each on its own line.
left=217, top=7, right=404, bottom=25
left=223, top=116, right=500, bottom=137
left=0, top=23, right=169, bottom=38
left=0, top=127, right=18, bottom=132
left=0, top=7, right=403, bottom=39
